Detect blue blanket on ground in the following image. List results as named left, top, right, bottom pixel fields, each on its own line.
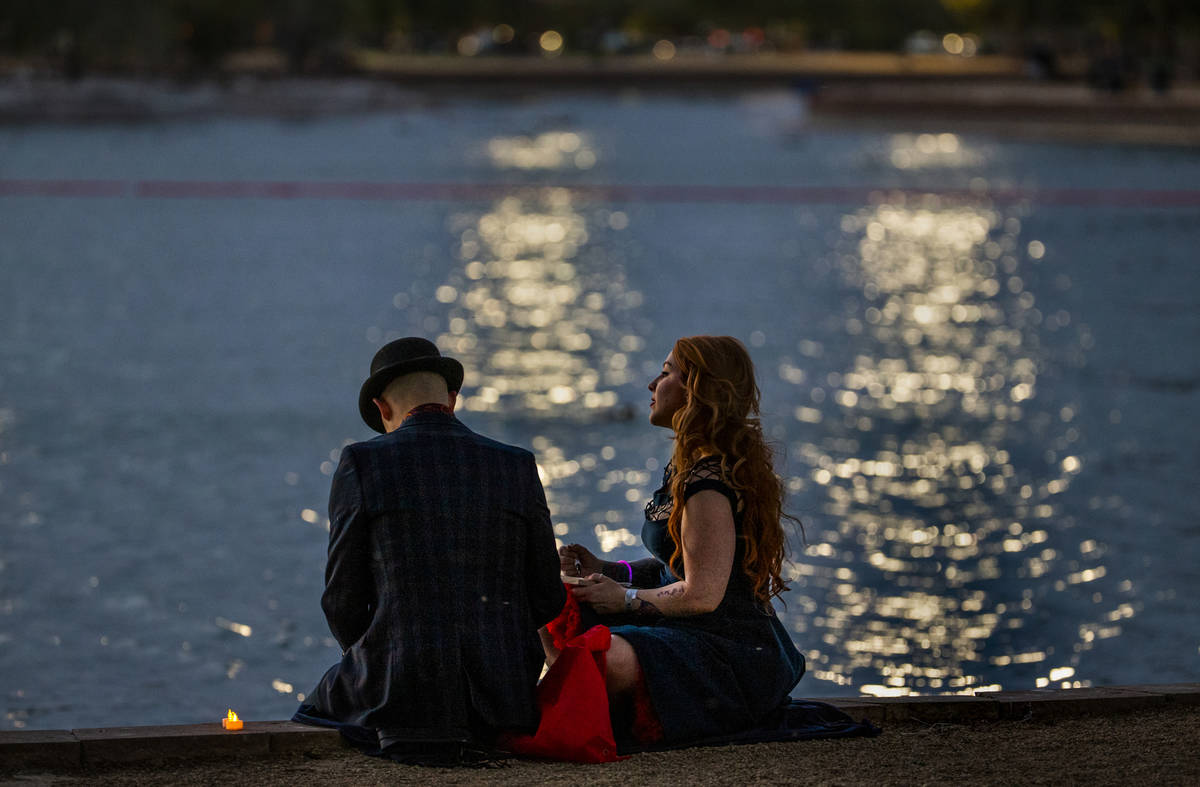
left=620, top=698, right=881, bottom=754
left=293, top=698, right=880, bottom=761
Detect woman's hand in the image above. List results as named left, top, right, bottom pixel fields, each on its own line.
left=570, top=574, right=627, bottom=614
left=559, top=543, right=604, bottom=577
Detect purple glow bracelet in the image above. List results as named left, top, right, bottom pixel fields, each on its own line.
left=618, top=560, right=633, bottom=584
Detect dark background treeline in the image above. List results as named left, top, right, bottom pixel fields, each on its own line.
left=2, top=0, right=1197, bottom=77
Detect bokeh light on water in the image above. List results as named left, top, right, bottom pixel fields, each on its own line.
left=784, top=195, right=1114, bottom=696
left=432, top=191, right=641, bottom=415
left=1, top=93, right=1197, bottom=729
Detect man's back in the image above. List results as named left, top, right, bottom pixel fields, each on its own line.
left=309, top=408, right=565, bottom=739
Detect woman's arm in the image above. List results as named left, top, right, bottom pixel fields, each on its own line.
left=572, top=489, right=736, bottom=616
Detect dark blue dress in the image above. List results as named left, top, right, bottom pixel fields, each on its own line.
left=607, top=457, right=805, bottom=743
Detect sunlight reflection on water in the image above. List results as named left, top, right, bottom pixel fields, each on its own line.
left=780, top=194, right=1127, bottom=696
left=433, top=190, right=641, bottom=415
left=427, top=183, right=655, bottom=554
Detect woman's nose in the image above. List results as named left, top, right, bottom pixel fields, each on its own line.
left=648, top=377, right=657, bottom=392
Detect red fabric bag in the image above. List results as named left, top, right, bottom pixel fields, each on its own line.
left=498, top=587, right=626, bottom=763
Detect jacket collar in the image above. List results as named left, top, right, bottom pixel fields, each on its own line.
left=396, top=405, right=461, bottom=430
left=403, top=402, right=454, bottom=421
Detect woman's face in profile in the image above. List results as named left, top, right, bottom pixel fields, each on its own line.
left=648, top=352, right=686, bottom=428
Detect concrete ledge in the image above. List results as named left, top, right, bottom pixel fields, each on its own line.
left=975, top=687, right=1168, bottom=720
left=2, top=684, right=1195, bottom=771
left=1114, top=684, right=1200, bottom=706
left=257, top=720, right=351, bottom=755
left=0, top=730, right=81, bottom=769
left=857, top=695, right=1001, bottom=723
left=74, top=723, right=274, bottom=764
left=0, top=721, right=346, bottom=770
left=819, top=699, right=888, bottom=725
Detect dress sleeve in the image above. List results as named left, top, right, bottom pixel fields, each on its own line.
left=680, top=457, right=740, bottom=515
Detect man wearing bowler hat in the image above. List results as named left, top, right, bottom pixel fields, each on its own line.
left=294, top=337, right=566, bottom=764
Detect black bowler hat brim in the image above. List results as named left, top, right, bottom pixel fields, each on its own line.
left=358, top=346, right=464, bottom=434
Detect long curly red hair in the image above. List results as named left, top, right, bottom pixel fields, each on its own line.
left=665, top=335, right=798, bottom=605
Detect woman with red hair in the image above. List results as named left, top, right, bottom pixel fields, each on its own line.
left=558, top=335, right=804, bottom=745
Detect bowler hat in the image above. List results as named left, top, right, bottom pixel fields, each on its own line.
left=358, top=337, right=464, bottom=433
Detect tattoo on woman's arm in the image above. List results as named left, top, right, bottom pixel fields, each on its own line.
left=632, top=584, right=684, bottom=617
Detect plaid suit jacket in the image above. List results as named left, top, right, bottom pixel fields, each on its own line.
left=303, top=409, right=565, bottom=740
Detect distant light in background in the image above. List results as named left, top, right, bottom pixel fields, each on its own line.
left=652, top=40, right=676, bottom=61
left=539, top=30, right=564, bottom=56
left=457, top=33, right=482, bottom=57
left=941, top=32, right=979, bottom=57
left=742, top=27, right=766, bottom=50
left=492, top=24, right=515, bottom=45
left=889, top=133, right=979, bottom=170
left=487, top=131, right=596, bottom=171
left=708, top=29, right=731, bottom=50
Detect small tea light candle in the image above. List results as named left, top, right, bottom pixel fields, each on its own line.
left=222, top=709, right=243, bottom=731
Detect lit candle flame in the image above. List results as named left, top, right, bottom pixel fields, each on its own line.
left=222, top=708, right=243, bottom=730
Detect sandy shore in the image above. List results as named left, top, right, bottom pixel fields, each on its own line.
left=6, top=704, right=1197, bottom=786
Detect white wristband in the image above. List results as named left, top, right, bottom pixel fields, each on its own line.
left=624, top=587, right=639, bottom=612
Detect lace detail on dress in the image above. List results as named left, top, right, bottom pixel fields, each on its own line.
left=643, top=457, right=729, bottom=522
left=644, top=498, right=673, bottom=523
left=684, top=456, right=725, bottom=482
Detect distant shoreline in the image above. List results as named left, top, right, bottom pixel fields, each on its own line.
left=2, top=59, right=1198, bottom=146
left=2, top=50, right=1034, bottom=83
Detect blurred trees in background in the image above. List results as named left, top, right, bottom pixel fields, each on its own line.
left=1, top=0, right=1196, bottom=79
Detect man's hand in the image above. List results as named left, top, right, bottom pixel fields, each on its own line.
left=559, top=543, right=603, bottom=577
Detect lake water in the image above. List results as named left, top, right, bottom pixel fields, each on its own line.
left=1, top=87, right=1198, bottom=730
